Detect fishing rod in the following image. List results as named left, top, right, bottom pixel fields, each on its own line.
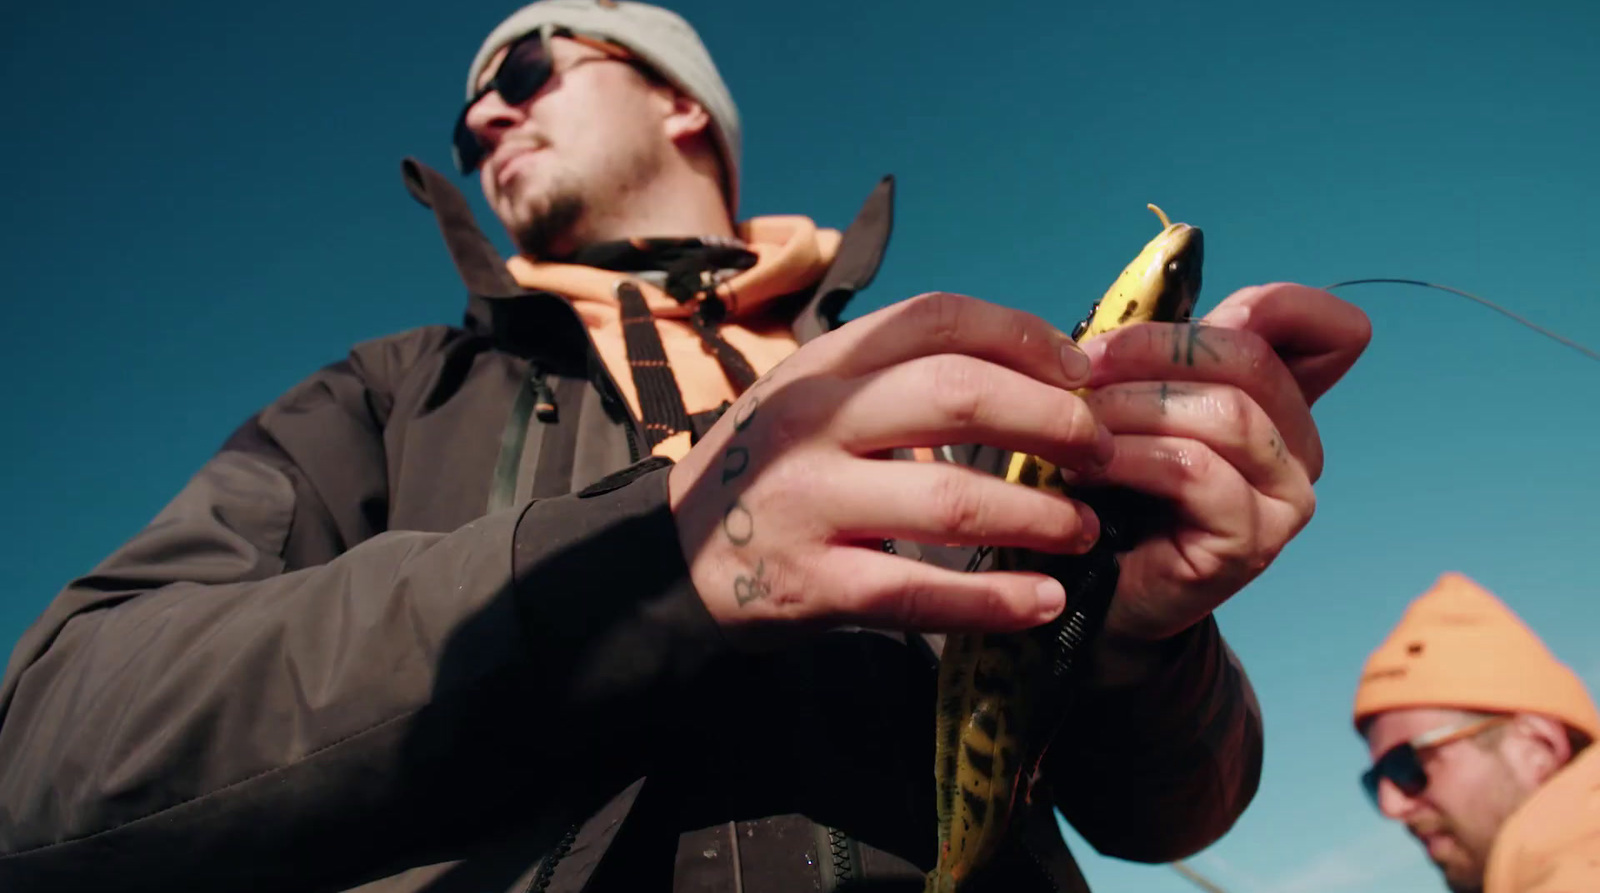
left=1169, top=859, right=1234, bottom=893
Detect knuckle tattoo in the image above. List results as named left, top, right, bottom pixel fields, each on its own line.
left=1171, top=322, right=1225, bottom=368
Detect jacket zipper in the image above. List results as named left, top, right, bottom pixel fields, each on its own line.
left=586, top=338, right=643, bottom=463
left=823, top=825, right=857, bottom=887
left=1025, top=843, right=1066, bottom=893
left=522, top=822, right=581, bottom=893
left=505, top=299, right=648, bottom=893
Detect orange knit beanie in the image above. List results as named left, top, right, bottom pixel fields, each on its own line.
left=1353, top=572, right=1600, bottom=742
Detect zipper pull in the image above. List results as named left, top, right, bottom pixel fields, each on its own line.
left=531, top=366, right=558, bottom=422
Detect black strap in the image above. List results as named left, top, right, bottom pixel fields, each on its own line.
left=616, top=281, right=694, bottom=450
left=684, top=302, right=758, bottom=392
left=566, top=238, right=763, bottom=397
left=653, top=242, right=761, bottom=392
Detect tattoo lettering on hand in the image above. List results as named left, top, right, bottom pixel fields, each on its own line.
left=1172, top=323, right=1223, bottom=367
left=723, top=500, right=755, bottom=546
left=720, top=393, right=761, bottom=485
left=734, top=559, right=772, bottom=607
left=1158, top=382, right=1171, bottom=415
left=722, top=445, right=750, bottom=484
left=733, top=395, right=760, bottom=432
left=1268, top=427, right=1289, bottom=463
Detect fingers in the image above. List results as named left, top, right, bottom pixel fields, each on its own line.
left=1204, top=283, right=1373, bottom=406
left=1097, top=435, right=1312, bottom=574
left=1081, top=321, right=1325, bottom=481
left=1085, top=381, right=1310, bottom=499
left=818, top=458, right=1101, bottom=554
left=808, top=546, right=1068, bottom=632
left=677, top=283, right=1366, bottom=645
left=828, top=354, right=1114, bottom=472
left=795, top=291, right=1094, bottom=393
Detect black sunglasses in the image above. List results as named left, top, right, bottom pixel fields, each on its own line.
left=1360, top=714, right=1508, bottom=806
left=451, top=27, right=643, bottom=175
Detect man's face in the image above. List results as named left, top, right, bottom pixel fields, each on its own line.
left=1364, top=708, right=1531, bottom=892
left=463, top=34, right=672, bottom=257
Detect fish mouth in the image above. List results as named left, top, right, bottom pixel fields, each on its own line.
left=1156, top=225, right=1204, bottom=322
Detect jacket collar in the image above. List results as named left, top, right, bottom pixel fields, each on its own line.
left=398, top=158, right=894, bottom=356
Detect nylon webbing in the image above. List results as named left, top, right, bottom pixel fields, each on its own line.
left=685, top=301, right=758, bottom=392
left=568, top=238, right=763, bottom=405
left=616, top=281, right=694, bottom=450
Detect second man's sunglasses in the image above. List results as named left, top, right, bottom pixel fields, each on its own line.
left=1361, top=714, right=1508, bottom=806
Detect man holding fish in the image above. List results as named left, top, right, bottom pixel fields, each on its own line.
left=0, top=2, right=1371, bottom=891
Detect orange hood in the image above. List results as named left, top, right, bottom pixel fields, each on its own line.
left=1483, top=744, right=1600, bottom=893
left=1352, top=572, right=1600, bottom=742
left=502, top=216, right=841, bottom=461
left=505, top=215, right=842, bottom=322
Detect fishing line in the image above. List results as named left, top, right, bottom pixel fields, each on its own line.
left=1324, top=278, right=1600, bottom=364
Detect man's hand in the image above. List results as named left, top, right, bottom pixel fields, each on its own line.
left=1078, top=282, right=1372, bottom=644
left=667, top=292, right=1115, bottom=644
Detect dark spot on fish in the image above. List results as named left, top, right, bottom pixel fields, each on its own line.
left=1018, top=461, right=1040, bottom=489
left=971, top=664, right=1013, bottom=696
left=1043, top=467, right=1066, bottom=492
left=961, top=790, right=990, bottom=825
left=963, top=742, right=996, bottom=778
left=1118, top=300, right=1140, bottom=324
left=999, top=704, right=1018, bottom=734
left=984, top=637, right=1024, bottom=660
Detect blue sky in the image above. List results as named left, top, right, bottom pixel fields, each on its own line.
left=3, top=1, right=1598, bottom=891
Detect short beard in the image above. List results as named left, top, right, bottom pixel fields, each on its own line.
left=509, top=139, right=667, bottom=259
left=1435, top=756, right=1529, bottom=893
left=512, top=188, right=586, bottom=259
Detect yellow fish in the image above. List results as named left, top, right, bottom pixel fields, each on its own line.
left=925, top=205, right=1204, bottom=892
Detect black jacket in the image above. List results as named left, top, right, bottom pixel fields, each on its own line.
left=0, top=160, right=1263, bottom=893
